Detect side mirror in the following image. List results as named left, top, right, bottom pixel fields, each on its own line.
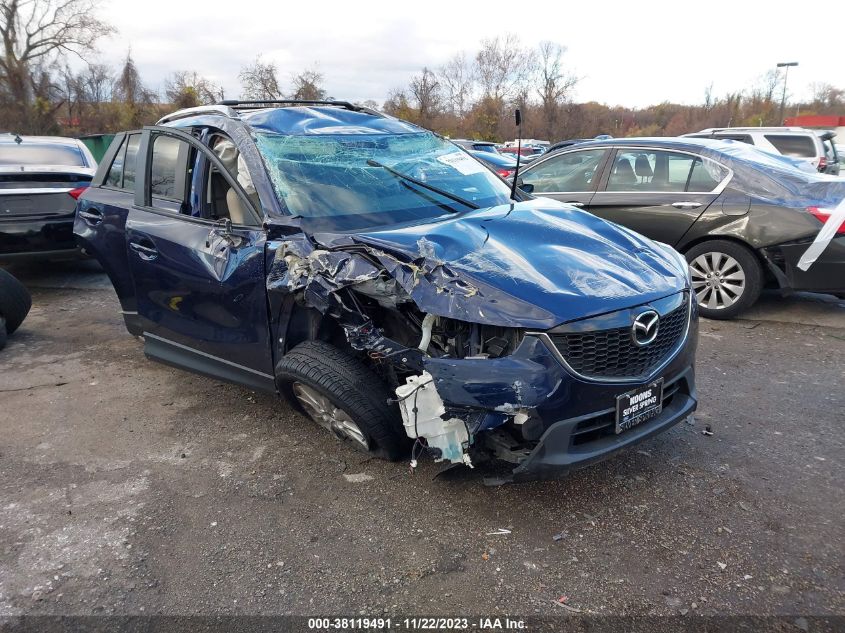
left=517, top=180, right=534, bottom=194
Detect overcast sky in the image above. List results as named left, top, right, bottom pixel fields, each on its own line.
left=93, top=0, right=843, bottom=108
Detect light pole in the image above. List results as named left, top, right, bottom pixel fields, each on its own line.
left=777, top=62, right=798, bottom=124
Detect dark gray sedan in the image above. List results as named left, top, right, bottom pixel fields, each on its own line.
left=0, top=134, right=96, bottom=259
left=516, top=137, right=845, bottom=319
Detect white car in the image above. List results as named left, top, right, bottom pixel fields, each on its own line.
left=683, top=127, right=836, bottom=174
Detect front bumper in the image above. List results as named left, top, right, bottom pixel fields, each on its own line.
left=512, top=367, right=696, bottom=481
left=0, top=215, right=80, bottom=259
left=422, top=294, right=699, bottom=480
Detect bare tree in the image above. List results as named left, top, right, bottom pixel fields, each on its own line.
left=0, top=0, right=114, bottom=129
left=165, top=70, right=220, bottom=109
left=535, top=41, right=577, bottom=138
left=474, top=34, right=533, bottom=103
left=290, top=67, right=326, bottom=101
left=409, top=66, right=441, bottom=127
left=438, top=52, right=472, bottom=116
left=239, top=56, right=282, bottom=100
left=114, top=52, right=154, bottom=105
left=113, top=52, right=157, bottom=128
left=755, top=69, right=781, bottom=103
left=809, top=82, right=845, bottom=112
left=383, top=88, right=413, bottom=120
left=80, top=62, right=113, bottom=104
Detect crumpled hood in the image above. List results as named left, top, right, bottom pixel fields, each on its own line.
left=310, top=199, right=688, bottom=330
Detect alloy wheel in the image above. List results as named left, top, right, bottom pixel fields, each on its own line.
left=689, top=251, right=746, bottom=311
left=291, top=382, right=369, bottom=449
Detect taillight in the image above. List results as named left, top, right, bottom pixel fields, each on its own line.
left=497, top=168, right=514, bottom=178
left=818, top=157, right=827, bottom=172
left=808, top=206, right=845, bottom=235
left=68, top=185, right=88, bottom=200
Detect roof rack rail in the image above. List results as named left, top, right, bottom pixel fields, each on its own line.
left=218, top=99, right=368, bottom=112
left=157, top=104, right=240, bottom=125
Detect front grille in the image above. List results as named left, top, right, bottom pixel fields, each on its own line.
left=549, top=299, right=688, bottom=380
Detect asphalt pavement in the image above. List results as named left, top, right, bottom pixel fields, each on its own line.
left=0, top=261, right=843, bottom=621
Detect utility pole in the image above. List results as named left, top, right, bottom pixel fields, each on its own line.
left=777, top=62, right=798, bottom=124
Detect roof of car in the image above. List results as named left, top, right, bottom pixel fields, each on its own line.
left=552, top=136, right=736, bottom=152
left=688, top=127, right=813, bottom=134
left=160, top=103, right=424, bottom=137
left=456, top=139, right=496, bottom=145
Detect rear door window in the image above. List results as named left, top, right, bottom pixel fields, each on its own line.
left=763, top=134, right=816, bottom=158
left=606, top=150, right=726, bottom=192
left=103, top=133, right=141, bottom=190
left=123, top=135, right=141, bottom=190
left=149, top=135, right=192, bottom=203
left=104, top=138, right=127, bottom=187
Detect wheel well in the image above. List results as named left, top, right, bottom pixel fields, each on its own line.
left=678, top=235, right=776, bottom=286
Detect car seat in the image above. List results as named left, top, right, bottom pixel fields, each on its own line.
left=608, top=157, right=636, bottom=190
left=212, top=138, right=253, bottom=225
left=634, top=154, right=653, bottom=187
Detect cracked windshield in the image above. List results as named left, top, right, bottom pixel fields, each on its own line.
left=255, top=131, right=513, bottom=230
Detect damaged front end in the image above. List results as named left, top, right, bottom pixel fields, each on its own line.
left=267, top=201, right=698, bottom=479
left=268, top=231, right=534, bottom=468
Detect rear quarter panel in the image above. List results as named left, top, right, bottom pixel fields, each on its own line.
left=676, top=191, right=819, bottom=252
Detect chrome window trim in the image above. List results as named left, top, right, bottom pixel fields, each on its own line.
left=604, top=146, right=734, bottom=195
left=524, top=145, right=734, bottom=196
left=528, top=292, right=693, bottom=385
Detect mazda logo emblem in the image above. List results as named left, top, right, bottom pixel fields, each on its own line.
left=632, top=310, right=660, bottom=346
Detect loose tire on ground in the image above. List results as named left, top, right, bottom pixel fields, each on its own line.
left=0, top=268, right=32, bottom=334
left=685, top=240, right=763, bottom=320
left=0, top=316, right=7, bottom=351
left=275, top=340, right=409, bottom=461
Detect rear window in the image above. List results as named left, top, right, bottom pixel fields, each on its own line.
left=0, top=143, right=86, bottom=166
left=764, top=135, right=816, bottom=158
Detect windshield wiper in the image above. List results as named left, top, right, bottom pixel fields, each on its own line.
left=367, top=159, right=479, bottom=211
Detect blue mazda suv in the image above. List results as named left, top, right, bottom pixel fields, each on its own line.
left=74, top=100, right=698, bottom=481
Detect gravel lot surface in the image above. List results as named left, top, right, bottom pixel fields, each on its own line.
left=0, top=261, right=843, bottom=619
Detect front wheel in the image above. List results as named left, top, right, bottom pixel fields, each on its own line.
left=276, top=341, right=409, bottom=461
left=685, top=240, right=763, bottom=320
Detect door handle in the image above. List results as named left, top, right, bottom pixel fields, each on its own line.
left=671, top=201, right=702, bottom=209
left=129, top=239, right=159, bottom=261
left=565, top=201, right=585, bottom=207
left=78, top=208, right=104, bottom=225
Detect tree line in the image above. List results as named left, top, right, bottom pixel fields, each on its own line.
left=2, top=1, right=843, bottom=141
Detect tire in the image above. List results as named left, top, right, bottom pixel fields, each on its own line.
left=275, top=340, right=409, bottom=461
left=0, top=317, right=7, bottom=351
left=685, top=240, right=763, bottom=320
left=0, top=268, right=32, bottom=334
